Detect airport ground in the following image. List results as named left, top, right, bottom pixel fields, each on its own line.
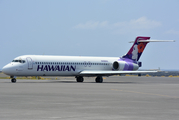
left=0, top=75, right=179, bottom=120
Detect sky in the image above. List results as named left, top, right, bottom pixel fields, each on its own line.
left=0, top=0, right=179, bottom=70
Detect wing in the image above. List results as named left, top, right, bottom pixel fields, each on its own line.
left=79, top=70, right=157, bottom=76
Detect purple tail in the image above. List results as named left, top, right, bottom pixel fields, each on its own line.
left=122, top=36, right=150, bottom=61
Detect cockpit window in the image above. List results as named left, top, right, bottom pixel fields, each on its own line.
left=12, top=60, right=25, bottom=63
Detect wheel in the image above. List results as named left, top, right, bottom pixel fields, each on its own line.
left=11, top=78, right=16, bottom=83
left=76, top=76, right=84, bottom=82
left=95, top=76, right=103, bottom=83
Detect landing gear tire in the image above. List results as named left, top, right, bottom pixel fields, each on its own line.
left=76, top=76, right=84, bottom=82
left=95, top=76, right=103, bottom=83
left=11, top=78, right=16, bottom=83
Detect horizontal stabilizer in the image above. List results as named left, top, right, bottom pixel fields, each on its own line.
left=129, top=39, right=175, bottom=43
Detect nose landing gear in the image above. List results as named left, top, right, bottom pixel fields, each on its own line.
left=10, top=76, right=16, bottom=83
left=11, top=78, right=16, bottom=83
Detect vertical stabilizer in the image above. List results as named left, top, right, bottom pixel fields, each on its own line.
left=122, top=36, right=150, bottom=61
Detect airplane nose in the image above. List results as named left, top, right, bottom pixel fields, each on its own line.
left=2, top=65, right=9, bottom=74
left=2, top=64, right=14, bottom=75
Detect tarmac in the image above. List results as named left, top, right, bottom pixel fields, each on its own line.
left=0, top=76, right=179, bottom=120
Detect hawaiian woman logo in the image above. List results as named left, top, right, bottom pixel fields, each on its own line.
left=132, top=43, right=146, bottom=61
left=132, top=44, right=138, bottom=61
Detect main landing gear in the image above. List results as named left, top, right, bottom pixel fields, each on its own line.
left=76, top=76, right=84, bottom=82
left=75, top=76, right=103, bottom=83
left=95, top=76, right=103, bottom=83
left=10, top=76, right=16, bottom=83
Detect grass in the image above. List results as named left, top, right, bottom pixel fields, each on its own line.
left=125, top=74, right=179, bottom=77
left=0, top=76, right=50, bottom=80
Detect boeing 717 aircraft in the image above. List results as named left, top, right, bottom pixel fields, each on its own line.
left=2, top=36, right=174, bottom=83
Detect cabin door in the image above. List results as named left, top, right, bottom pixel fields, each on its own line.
left=26, top=57, right=33, bottom=69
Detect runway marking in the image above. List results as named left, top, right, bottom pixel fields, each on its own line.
left=111, top=89, right=179, bottom=98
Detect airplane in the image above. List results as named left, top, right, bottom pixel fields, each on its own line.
left=2, top=36, right=174, bottom=83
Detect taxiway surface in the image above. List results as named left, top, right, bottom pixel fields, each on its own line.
left=0, top=76, right=179, bottom=120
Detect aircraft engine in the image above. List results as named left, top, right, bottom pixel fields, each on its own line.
left=113, top=61, right=139, bottom=70
left=113, top=61, right=120, bottom=70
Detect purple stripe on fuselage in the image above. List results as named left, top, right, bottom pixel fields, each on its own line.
left=123, top=63, right=128, bottom=70
left=123, top=62, right=133, bottom=70
left=118, top=58, right=137, bottom=64
left=118, top=58, right=135, bottom=70
left=128, top=62, right=133, bottom=70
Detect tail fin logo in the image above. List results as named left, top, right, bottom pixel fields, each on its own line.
left=132, top=43, right=146, bottom=61
left=123, top=37, right=150, bottom=61
left=131, top=44, right=138, bottom=61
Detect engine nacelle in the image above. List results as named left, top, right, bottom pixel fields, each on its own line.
left=112, top=61, right=139, bottom=70
left=113, top=61, right=120, bottom=70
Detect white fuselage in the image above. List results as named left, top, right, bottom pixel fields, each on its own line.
left=2, top=55, right=139, bottom=77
